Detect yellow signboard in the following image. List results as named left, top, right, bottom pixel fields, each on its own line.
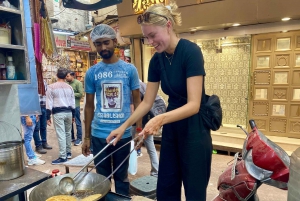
left=133, top=0, right=166, bottom=14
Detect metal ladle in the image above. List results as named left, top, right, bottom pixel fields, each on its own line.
left=59, top=136, right=143, bottom=195
left=58, top=138, right=116, bottom=195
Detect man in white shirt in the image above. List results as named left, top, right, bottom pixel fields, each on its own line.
left=46, top=67, right=75, bottom=165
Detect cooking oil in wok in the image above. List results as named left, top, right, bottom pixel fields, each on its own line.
left=46, top=190, right=102, bottom=201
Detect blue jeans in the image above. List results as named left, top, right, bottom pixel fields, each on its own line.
left=21, top=115, right=37, bottom=160
left=71, top=106, right=82, bottom=140
left=33, top=106, right=47, bottom=147
left=92, top=136, right=131, bottom=196
left=131, top=126, right=159, bottom=177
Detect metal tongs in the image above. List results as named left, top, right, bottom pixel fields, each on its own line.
left=58, top=135, right=143, bottom=195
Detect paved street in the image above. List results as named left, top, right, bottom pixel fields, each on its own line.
left=26, top=120, right=288, bottom=201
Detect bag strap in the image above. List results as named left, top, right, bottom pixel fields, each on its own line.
left=157, top=53, right=206, bottom=104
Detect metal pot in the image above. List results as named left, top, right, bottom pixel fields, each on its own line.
left=0, top=141, right=25, bottom=180
left=29, top=172, right=111, bottom=201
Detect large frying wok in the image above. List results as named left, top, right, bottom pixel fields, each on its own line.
left=29, top=172, right=111, bottom=201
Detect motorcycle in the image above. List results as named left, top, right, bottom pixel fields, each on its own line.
left=213, top=120, right=290, bottom=201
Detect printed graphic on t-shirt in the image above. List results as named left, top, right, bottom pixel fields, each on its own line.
left=102, top=82, right=122, bottom=111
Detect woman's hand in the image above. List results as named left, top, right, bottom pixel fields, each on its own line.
left=140, top=114, right=165, bottom=138
left=134, top=130, right=144, bottom=150
left=106, top=126, right=126, bottom=146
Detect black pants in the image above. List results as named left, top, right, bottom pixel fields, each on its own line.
left=92, top=136, right=131, bottom=197
left=157, top=113, right=212, bottom=201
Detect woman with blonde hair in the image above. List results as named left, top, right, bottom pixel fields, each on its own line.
left=107, top=1, right=212, bottom=200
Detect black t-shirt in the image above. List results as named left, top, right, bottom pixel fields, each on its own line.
left=148, top=39, right=205, bottom=109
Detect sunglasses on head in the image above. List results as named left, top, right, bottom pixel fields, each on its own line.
left=137, top=12, right=168, bottom=24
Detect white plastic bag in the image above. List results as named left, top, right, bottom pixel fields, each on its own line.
left=128, top=141, right=138, bottom=175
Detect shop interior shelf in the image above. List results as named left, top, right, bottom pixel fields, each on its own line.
left=0, top=6, right=21, bottom=18
left=0, top=12, right=24, bottom=46
left=0, top=44, right=25, bottom=50
left=0, top=80, right=28, bottom=84
left=0, top=48, right=28, bottom=81
left=0, top=6, right=21, bottom=15
left=0, top=0, right=20, bottom=13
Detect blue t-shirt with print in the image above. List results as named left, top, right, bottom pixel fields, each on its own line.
left=85, top=60, right=140, bottom=139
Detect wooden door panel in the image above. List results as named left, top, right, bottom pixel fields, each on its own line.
left=269, top=118, right=287, bottom=134
left=292, top=88, right=300, bottom=101
left=290, top=104, right=300, bottom=118
left=250, top=31, right=300, bottom=138
left=272, top=87, right=288, bottom=101
left=254, top=87, right=269, bottom=100
left=295, top=53, right=300, bottom=67
left=252, top=101, right=269, bottom=116
left=275, top=54, right=290, bottom=67
left=257, top=38, right=272, bottom=52
left=254, top=119, right=268, bottom=131
left=296, top=36, right=300, bottom=49
left=276, top=37, right=291, bottom=51
left=254, top=70, right=271, bottom=85
left=272, top=70, right=290, bottom=85
left=271, top=103, right=287, bottom=117
left=289, top=121, right=300, bottom=134
left=292, top=70, right=300, bottom=85
left=256, top=55, right=271, bottom=69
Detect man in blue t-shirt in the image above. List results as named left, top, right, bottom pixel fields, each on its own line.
left=82, top=24, right=142, bottom=196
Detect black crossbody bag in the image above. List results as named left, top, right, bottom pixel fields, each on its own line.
left=158, top=53, right=222, bottom=131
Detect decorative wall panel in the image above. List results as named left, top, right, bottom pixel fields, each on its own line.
left=255, top=119, right=267, bottom=130
left=256, top=56, right=270, bottom=68
left=276, top=38, right=291, bottom=51
left=290, top=105, right=300, bottom=118
left=290, top=121, right=300, bottom=133
left=198, top=37, right=251, bottom=126
left=253, top=101, right=269, bottom=116
left=270, top=118, right=287, bottom=133
left=257, top=39, right=271, bottom=52
left=275, top=54, right=290, bottom=67
left=272, top=104, right=286, bottom=116
left=274, top=71, right=289, bottom=84
left=254, top=70, right=270, bottom=85
left=251, top=31, right=300, bottom=138
left=255, top=88, right=268, bottom=100
left=293, top=88, right=300, bottom=100
left=273, top=88, right=288, bottom=100
left=296, top=54, right=300, bottom=67
left=292, top=70, right=300, bottom=85
left=296, top=36, right=300, bottom=49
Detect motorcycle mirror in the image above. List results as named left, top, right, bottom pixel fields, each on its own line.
left=237, top=125, right=248, bottom=136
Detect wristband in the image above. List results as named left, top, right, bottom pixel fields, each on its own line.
left=136, top=127, right=142, bottom=132
left=84, top=137, right=91, bottom=140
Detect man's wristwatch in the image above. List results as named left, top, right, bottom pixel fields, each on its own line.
left=136, top=127, right=142, bottom=132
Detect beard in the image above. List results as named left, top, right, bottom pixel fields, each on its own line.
left=100, top=50, right=114, bottom=59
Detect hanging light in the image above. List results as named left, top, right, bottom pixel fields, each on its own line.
left=281, top=17, right=291, bottom=21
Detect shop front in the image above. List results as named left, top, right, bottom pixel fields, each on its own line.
left=116, top=0, right=300, bottom=138
left=43, top=33, right=92, bottom=88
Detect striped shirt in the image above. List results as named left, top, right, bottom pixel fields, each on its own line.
left=46, top=81, right=75, bottom=120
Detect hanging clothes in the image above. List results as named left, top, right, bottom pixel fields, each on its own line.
left=41, top=17, right=53, bottom=58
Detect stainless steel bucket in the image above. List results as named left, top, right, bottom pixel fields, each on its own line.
left=0, top=141, right=25, bottom=180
